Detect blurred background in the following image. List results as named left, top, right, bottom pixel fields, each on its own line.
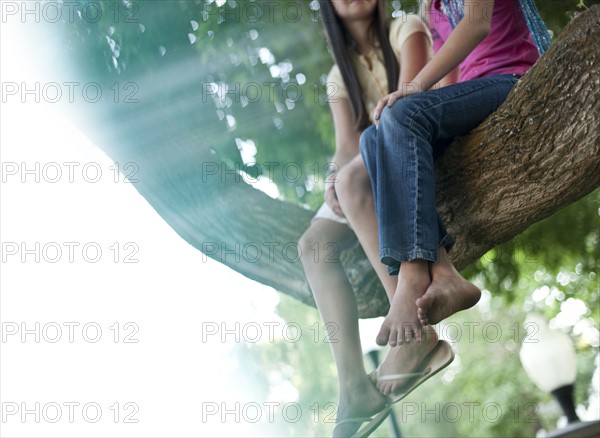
left=1, top=0, right=598, bottom=436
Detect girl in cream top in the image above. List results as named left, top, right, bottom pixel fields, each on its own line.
left=326, top=14, right=432, bottom=126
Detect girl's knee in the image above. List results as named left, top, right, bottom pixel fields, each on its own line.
left=337, top=159, right=370, bottom=197
left=298, top=225, right=319, bottom=259
left=359, top=125, right=377, bottom=160
left=336, top=160, right=372, bottom=213
left=377, top=96, right=431, bottom=146
left=299, top=222, right=339, bottom=258
left=379, top=95, right=422, bottom=128
left=299, top=221, right=353, bottom=266
left=359, top=125, right=377, bottom=158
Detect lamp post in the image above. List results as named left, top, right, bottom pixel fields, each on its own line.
left=519, top=313, right=580, bottom=424
left=359, top=318, right=402, bottom=438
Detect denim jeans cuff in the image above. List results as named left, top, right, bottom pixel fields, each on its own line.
left=380, top=247, right=438, bottom=272
left=387, top=264, right=400, bottom=276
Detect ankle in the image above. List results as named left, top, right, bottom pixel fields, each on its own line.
left=339, top=373, right=370, bottom=392
left=431, top=262, right=455, bottom=277
left=400, top=259, right=429, bottom=277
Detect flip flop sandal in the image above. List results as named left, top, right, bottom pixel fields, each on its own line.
left=333, top=405, right=392, bottom=438
left=376, top=340, right=455, bottom=404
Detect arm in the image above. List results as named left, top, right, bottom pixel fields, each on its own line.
left=411, top=0, right=493, bottom=89
left=397, top=31, right=432, bottom=91
left=374, top=0, right=494, bottom=120
left=325, top=97, right=361, bottom=217
left=400, top=26, right=459, bottom=90
left=437, top=67, right=460, bottom=88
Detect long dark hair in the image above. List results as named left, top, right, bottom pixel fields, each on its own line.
left=319, top=0, right=399, bottom=130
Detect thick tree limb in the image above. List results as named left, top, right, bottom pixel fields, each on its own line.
left=82, top=6, right=599, bottom=317
left=436, top=5, right=600, bottom=270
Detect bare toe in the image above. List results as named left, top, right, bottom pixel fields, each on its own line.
left=389, top=327, right=399, bottom=347
left=377, top=322, right=391, bottom=346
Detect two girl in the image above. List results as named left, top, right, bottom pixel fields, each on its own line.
left=300, top=0, right=550, bottom=436
left=301, top=1, right=450, bottom=436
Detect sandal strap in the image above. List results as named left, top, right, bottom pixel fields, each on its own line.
left=377, top=366, right=432, bottom=382
left=333, top=416, right=373, bottom=428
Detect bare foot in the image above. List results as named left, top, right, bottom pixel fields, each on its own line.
left=376, top=328, right=438, bottom=396
left=333, top=377, right=387, bottom=437
left=377, top=261, right=430, bottom=346
left=416, top=262, right=481, bottom=326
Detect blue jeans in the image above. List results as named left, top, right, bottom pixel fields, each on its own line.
left=360, top=74, right=520, bottom=275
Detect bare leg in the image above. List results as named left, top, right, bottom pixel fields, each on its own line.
left=299, top=219, right=386, bottom=436
left=336, top=157, right=440, bottom=393
left=335, top=156, right=397, bottom=302
left=337, top=156, right=430, bottom=346
left=416, top=246, right=481, bottom=326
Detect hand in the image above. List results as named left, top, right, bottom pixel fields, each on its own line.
left=373, top=83, right=424, bottom=126
left=324, top=176, right=345, bottom=218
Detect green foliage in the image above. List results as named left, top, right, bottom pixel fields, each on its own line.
left=61, top=0, right=338, bottom=204
left=464, top=190, right=599, bottom=324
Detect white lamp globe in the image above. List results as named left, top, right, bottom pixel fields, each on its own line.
left=519, top=313, right=577, bottom=392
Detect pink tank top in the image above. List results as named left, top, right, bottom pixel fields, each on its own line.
left=428, top=0, right=540, bottom=81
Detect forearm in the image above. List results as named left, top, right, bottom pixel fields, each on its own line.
left=412, top=3, right=492, bottom=90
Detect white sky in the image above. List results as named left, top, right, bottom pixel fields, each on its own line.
left=0, top=7, right=293, bottom=437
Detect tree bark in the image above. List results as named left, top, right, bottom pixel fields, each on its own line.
left=85, top=6, right=600, bottom=318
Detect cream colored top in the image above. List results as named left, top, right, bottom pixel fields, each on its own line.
left=326, top=14, right=432, bottom=123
